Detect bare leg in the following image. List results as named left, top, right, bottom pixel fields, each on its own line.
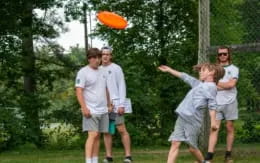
left=103, top=133, right=113, bottom=157
left=226, top=120, right=235, bottom=152
left=86, top=131, right=99, bottom=159
left=93, top=133, right=101, bottom=157
left=208, top=120, right=222, bottom=153
left=117, top=124, right=131, bottom=156
left=189, top=147, right=204, bottom=162
left=167, top=141, right=181, bottom=163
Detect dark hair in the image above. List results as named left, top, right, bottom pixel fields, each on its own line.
left=217, top=46, right=232, bottom=64
left=193, top=63, right=225, bottom=84
left=87, top=48, right=101, bottom=59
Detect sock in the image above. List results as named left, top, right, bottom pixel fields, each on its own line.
left=125, top=156, right=132, bottom=161
left=92, top=157, right=98, bottom=163
left=205, top=152, right=214, bottom=160
left=106, top=157, right=113, bottom=161
left=225, top=151, right=232, bottom=158
left=85, top=158, right=92, bottom=163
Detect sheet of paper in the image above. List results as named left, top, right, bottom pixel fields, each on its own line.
left=113, top=98, right=132, bottom=113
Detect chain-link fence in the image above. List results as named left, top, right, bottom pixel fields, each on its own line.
left=199, top=0, right=260, bottom=154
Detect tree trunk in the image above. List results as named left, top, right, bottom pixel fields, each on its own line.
left=21, top=0, right=41, bottom=147
left=198, top=0, right=210, bottom=154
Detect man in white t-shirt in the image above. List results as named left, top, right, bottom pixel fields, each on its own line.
left=101, top=47, right=132, bottom=163
left=75, top=48, right=109, bottom=163
left=205, top=46, right=239, bottom=163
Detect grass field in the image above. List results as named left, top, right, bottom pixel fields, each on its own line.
left=0, top=144, right=259, bottom=163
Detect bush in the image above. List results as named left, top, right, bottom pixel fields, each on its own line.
left=43, top=123, right=84, bottom=150
left=0, top=108, right=26, bottom=151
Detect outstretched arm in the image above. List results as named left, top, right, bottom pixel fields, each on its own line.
left=158, top=65, right=182, bottom=78
left=158, top=65, right=200, bottom=87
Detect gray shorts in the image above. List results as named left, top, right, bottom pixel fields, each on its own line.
left=216, top=100, right=238, bottom=121
left=82, top=113, right=109, bottom=133
left=115, top=114, right=125, bottom=125
left=168, top=117, right=200, bottom=149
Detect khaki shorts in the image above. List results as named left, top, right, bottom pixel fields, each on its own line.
left=82, top=113, right=109, bottom=133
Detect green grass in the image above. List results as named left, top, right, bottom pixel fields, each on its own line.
left=0, top=144, right=259, bottom=163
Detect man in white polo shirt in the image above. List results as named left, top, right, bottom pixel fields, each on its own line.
left=205, top=46, right=239, bottom=163
left=101, top=47, right=132, bottom=163
left=75, top=48, right=109, bottom=163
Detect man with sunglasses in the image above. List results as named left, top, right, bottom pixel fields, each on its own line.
left=205, top=46, right=239, bottom=163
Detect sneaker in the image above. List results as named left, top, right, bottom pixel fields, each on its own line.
left=103, top=157, right=113, bottom=163
left=123, top=157, right=132, bottom=163
left=225, top=157, right=233, bottom=163
left=197, top=161, right=211, bottom=163
left=202, top=161, right=212, bottom=163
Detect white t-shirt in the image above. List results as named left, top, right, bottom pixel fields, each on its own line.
left=75, top=66, right=108, bottom=114
left=100, top=63, right=126, bottom=107
left=216, top=64, right=239, bottom=105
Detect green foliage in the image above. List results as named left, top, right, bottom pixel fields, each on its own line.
left=210, top=0, right=245, bottom=45
left=0, top=0, right=259, bottom=151
left=0, top=108, right=25, bottom=151
left=85, top=0, right=199, bottom=145
left=43, top=124, right=84, bottom=150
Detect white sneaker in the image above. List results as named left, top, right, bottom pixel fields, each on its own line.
left=123, top=158, right=132, bottom=163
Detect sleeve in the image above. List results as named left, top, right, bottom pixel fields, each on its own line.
left=75, top=70, right=86, bottom=88
left=180, top=72, right=201, bottom=88
left=204, top=85, right=217, bottom=110
left=117, top=67, right=126, bottom=107
left=231, top=67, right=239, bottom=79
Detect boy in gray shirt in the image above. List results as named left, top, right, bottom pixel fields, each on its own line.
left=158, top=63, right=225, bottom=163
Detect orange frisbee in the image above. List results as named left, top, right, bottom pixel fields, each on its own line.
left=97, top=11, right=127, bottom=29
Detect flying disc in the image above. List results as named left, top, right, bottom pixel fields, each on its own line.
left=97, top=11, right=127, bottom=29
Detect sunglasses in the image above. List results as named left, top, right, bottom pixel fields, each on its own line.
left=218, top=53, right=228, bottom=56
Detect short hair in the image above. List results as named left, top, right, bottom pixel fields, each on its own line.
left=193, top=63, right=225, bottom=84
left=101, top=46, right=113, bottom=54
left=217, top=46, right=232, bottom=64
left=87, top=48, right=101, bottom=59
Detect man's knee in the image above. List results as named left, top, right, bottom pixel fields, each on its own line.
left=226, top=121, right=234, bottom=133
left=117, top=124, right=128, bottom=135
left=170, top=141, right=181, bottom=149
left=189, top=147, right=197, bottom=153
left=88, top=131, right=100, bottom=139
left=104, top=133, right=112, bottom=137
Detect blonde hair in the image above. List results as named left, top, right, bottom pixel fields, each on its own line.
left=193, top=63, right=225, bottom=84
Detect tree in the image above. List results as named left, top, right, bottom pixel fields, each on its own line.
left=0, top=0, right=66, bottom=147
left=72, top=0, right=199, bottom=145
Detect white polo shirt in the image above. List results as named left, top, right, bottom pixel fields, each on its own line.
left=75, top=65, right=108, bottom=114
left=216, top=64, right=239, bottom=105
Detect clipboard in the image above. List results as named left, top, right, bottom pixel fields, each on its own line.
left=113, top=98, right=132, bottom=113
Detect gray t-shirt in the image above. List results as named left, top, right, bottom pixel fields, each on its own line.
left=216, top=64, right=239, bottom=105
left=175, top=73, right=218, bottom=127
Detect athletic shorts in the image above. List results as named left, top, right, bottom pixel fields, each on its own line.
left=168, top=117, right=200, bottom=149
left=82, top=113, right=109, bottom=133
left=216, top=100, right=238, bottom=121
